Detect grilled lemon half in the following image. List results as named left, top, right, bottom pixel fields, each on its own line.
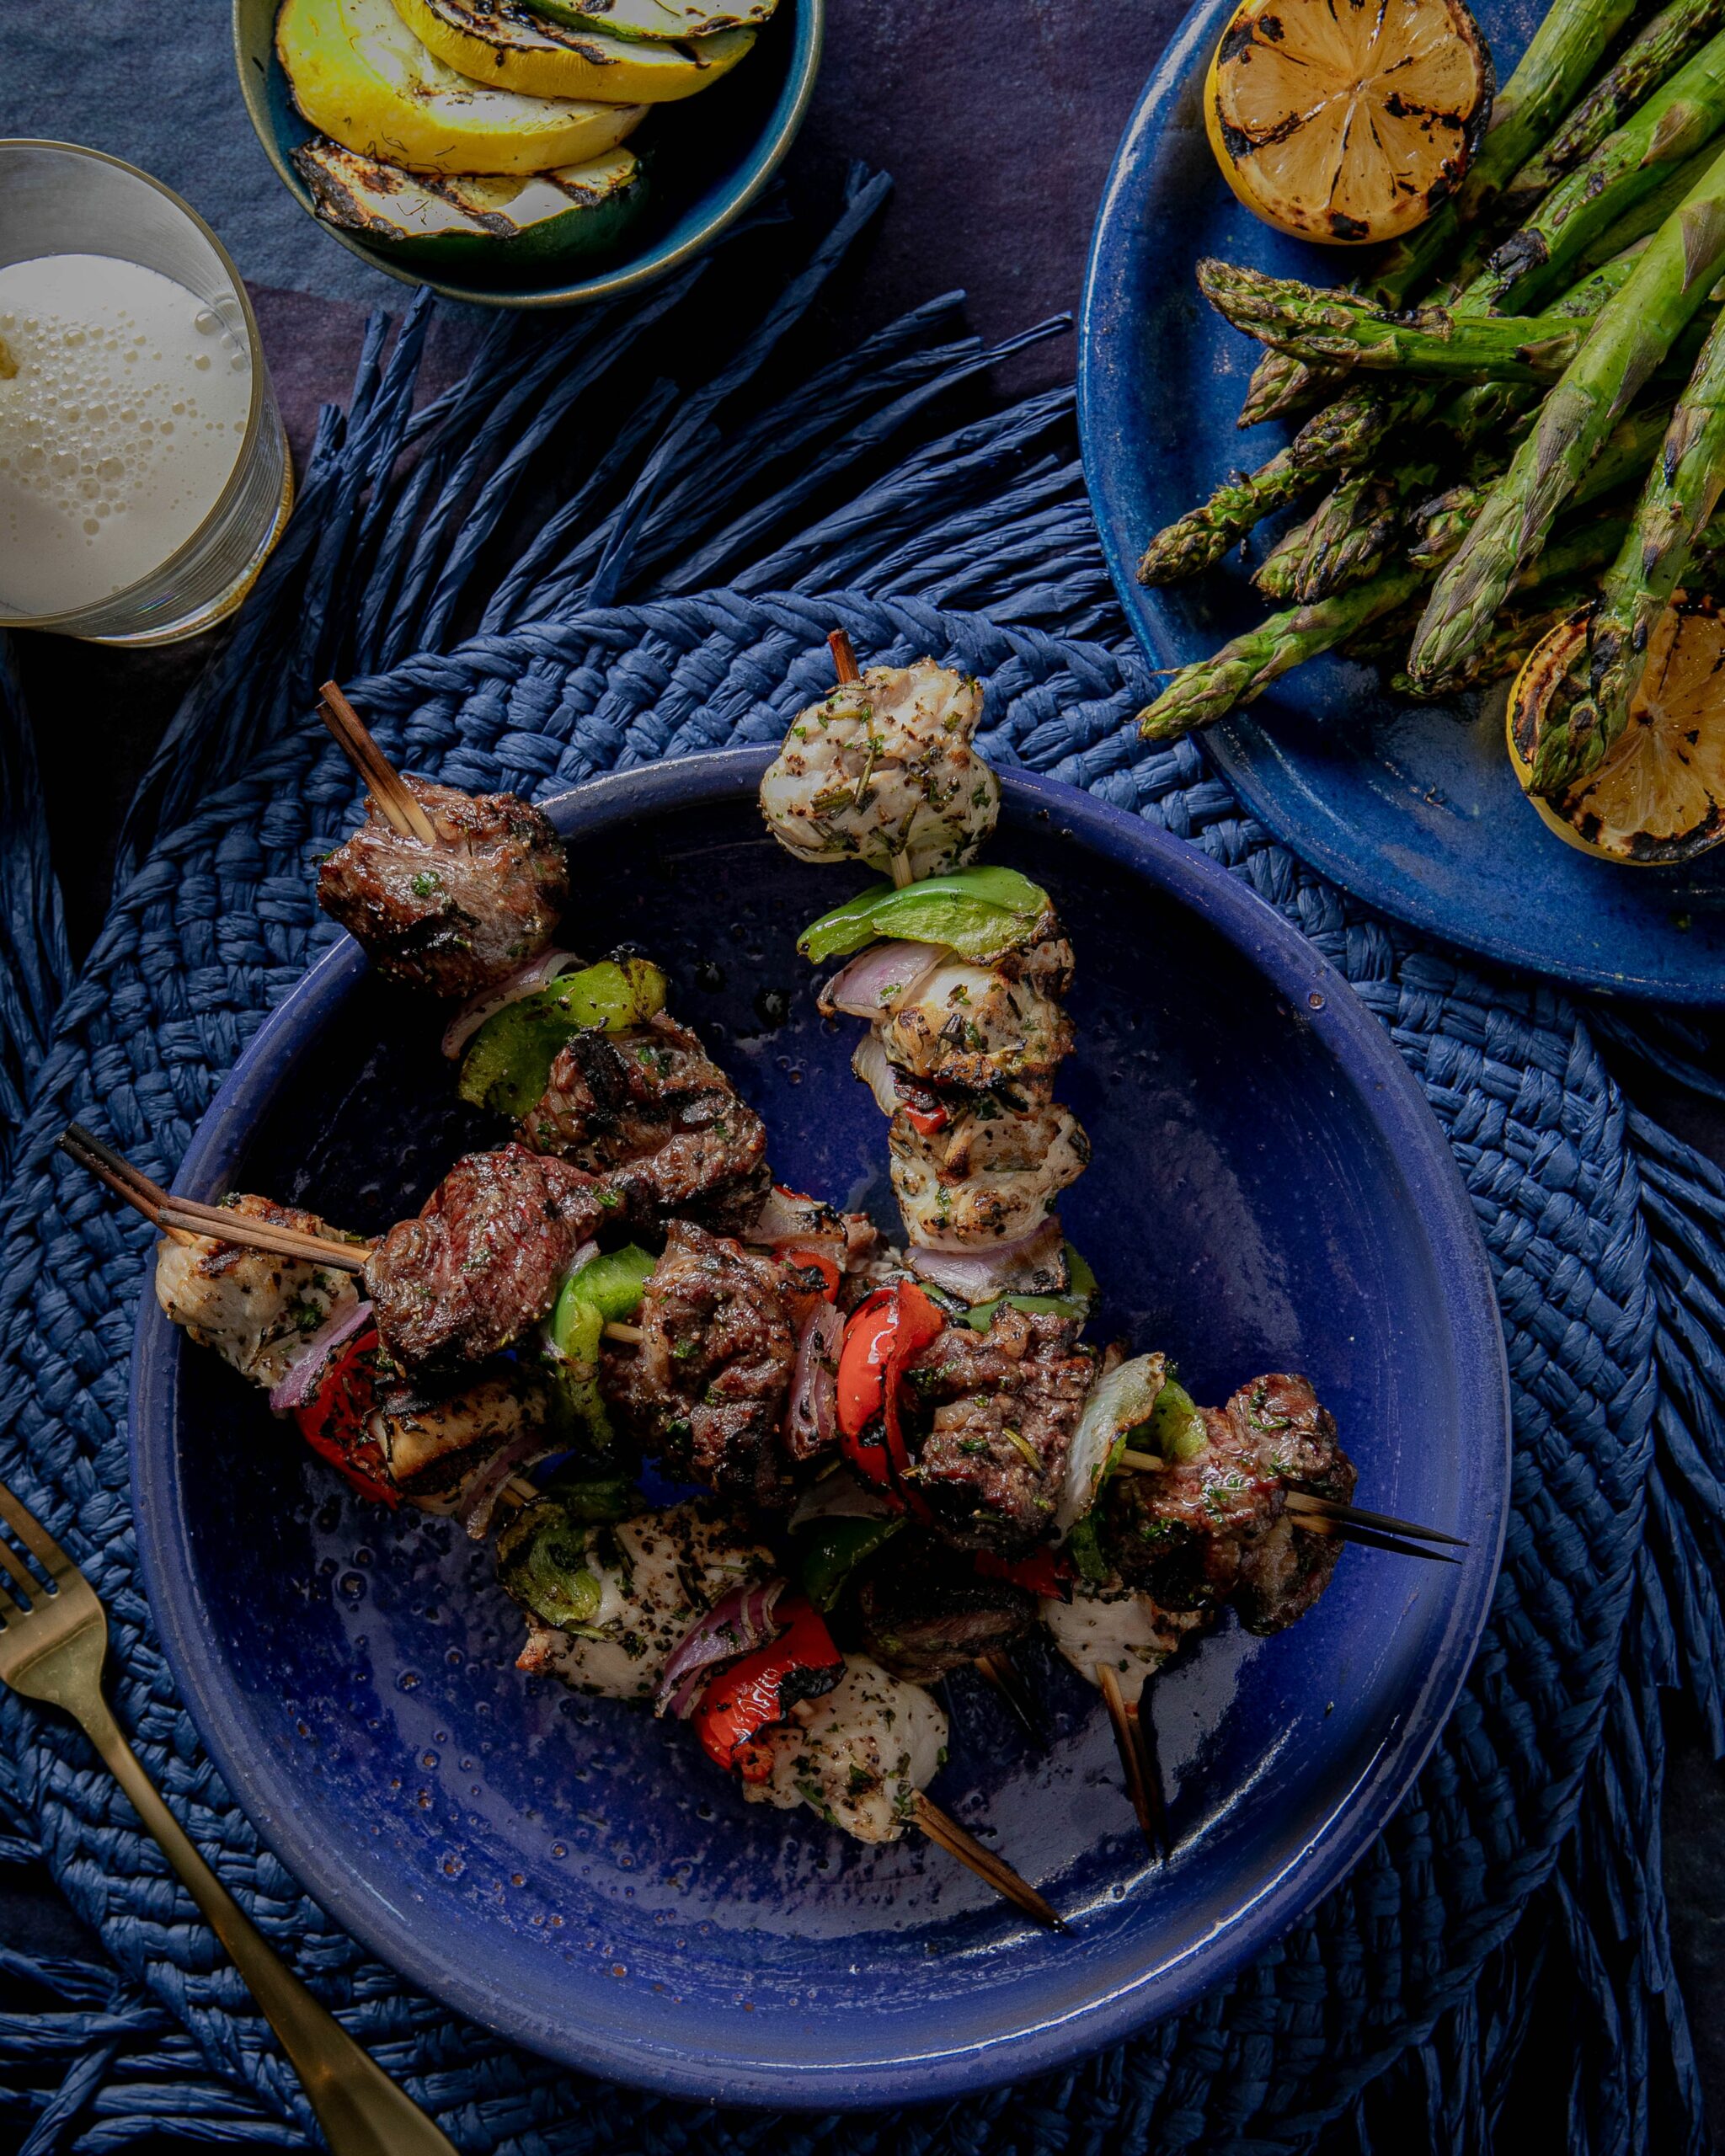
left=1507, top=601, right=1725, bottom=865
left=278, top=0, right=647, bottom=173
left=1204, top=0, right=1493, bottom=247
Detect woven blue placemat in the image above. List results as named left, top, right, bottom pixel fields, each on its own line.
left=3, top=175, right=1724, bottom=2155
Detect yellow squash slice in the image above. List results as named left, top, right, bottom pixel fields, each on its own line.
left=278, top=0, right=647, bottom=174
left=1507, top=601, right=1725, bottom=865
left=1205, top=0, right=1493, bottom=247
left=392, top=0, right=755, bottom=103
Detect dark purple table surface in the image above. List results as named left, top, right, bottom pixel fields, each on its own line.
left=2, top=3, right=1722, bottom=2148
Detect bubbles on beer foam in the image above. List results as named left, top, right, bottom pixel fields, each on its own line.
left=0, top=258, right=254, bottom=613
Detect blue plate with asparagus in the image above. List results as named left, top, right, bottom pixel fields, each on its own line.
left=1081, top=0, right=1725, bottom=1000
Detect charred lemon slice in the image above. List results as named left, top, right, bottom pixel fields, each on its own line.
left=1204, top=0, right=1493, bottom=247
left=391, top=0, right=756, bottom=103
left=1506, top=600, right=1725, bottom=865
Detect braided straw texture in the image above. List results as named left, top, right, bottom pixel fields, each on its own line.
left=1, top=180, right=1722, bottom=2154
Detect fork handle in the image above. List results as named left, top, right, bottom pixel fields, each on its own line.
left=78, top=1699, right=459, bottom=2156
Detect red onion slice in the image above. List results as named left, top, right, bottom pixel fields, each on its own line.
left=908, top=1218, right=1067, bottom=1301
left=460, top=1428, right=552, bottom=1541
left=788, top=1465, right=900, bottom=1529
left=268, top=1299, right=373, bottom=1415
left=819, top=942, right=943, bottom=1020
left=441, top=948, right=585, bottom=1060
left=656, top=1578, right=788, bottom=1718
left=784, top=1301, right=842, bottom=1462
left=851, top=1032, right=900, bottom=1119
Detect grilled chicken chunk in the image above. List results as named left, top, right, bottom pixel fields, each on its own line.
left=505, top=1499, right=775, bottom=1702
left=1098, top=1372, right=1355, bottom=1630
left=366, top=1366, right=551, bottom=1502
left=1041, top=1580, right=1214, bottom=1706
left=852, top=1535, right=1037, bottom=1682
left=603, top=1221, right=797, bottom=1509
left=875, top=931, right=1074, bottom=1095
left=741, top=1652, right=948, bottom=1842
left=154, top=1196, right=362, bottom=1390
left=889, top=1097, right=1089, bottom=1249
left=364, top=1143, right=606, bottom=1373
left=521, top=1011, right=769, bottom=1234
left=760, top=660, right=997, bottom=882
left=901, top=1306, right=1097, bottom=1556
left=316, top=776, right=567, bottom=1000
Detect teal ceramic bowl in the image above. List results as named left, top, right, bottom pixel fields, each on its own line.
left=232, top=0, right=823, bottom=308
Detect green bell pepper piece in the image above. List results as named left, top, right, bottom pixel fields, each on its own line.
left=1065, top=1513, right=1108, bottom=1585
left=961, top=1244, right=1098, bottom=1331
left=495, top=1497, right=607, bottom=1634
left=540, top=1467, right=637, bottom=1522
left=796, top=1515, right=905, bottom=1611
left=559, top=1243, right=655, bottom=1325
left=798, top=866, right=1051, bottom=963
left=458, top=956, right=668, bottom=1119
left=1146, top=1379, right=1207, bottom=1464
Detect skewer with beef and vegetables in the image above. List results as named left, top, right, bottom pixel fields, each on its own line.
left=757, top=631, right=1462, bottom=1854
left=67, top=1123, right=1061, bottom=1924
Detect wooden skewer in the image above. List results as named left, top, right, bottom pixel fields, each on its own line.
left=912, top=1793, right=1064, bottom=1929
left=61, top=1127, right=371, bottom=1273
left=317, top=680, right=438, bottom=846
left=826, top=628, right=861, bottom=684
left=1283, top=1491, right=1468, bottom=1548
left=1291, top=1515, right=1461, bottom=1565
left=1095, top=1662, right=1170, bottom=1861
left=602, top=1321, right=645, bottom=1346
left=971, top=1649, right=1049, bottom=1750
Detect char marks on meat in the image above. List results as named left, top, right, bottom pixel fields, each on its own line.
left=521, top=1011, right=769, bottom=1233
left=365, top=1143, right=605, bottom=1372
left=1098, top=1371, right=1355, bottom=1629
left=317, top=776, right=567, bottom=1000
left=901, top=1306, right=1097, bottom=1555
left=851, top=1534, right=1037, bottom=1681
left=604, top=1221, right=796, bottom=1510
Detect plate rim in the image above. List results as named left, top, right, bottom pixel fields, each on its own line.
left=1075, top=0, right=1725, bottom=1006
left=129, top=746, right=1510, bottom=2106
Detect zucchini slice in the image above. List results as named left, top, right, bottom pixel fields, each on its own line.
left=392, top=0, right=756, bottom=101
left=277, top=0, right=648, bottom=175
left=521, top=0, right=777, bottom=40
left=292, top=139, right=648, bottom=264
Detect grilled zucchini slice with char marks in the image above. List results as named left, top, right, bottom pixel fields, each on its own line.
left=393, top=0, right=756, bottom=102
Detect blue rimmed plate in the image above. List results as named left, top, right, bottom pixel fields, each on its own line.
left=1078, top=0, right=1725, bottom=1003
left=130, top=750, right=1508, bottom=2105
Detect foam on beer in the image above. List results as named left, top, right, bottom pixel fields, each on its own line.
left=0, top=253, right=253, bottom=616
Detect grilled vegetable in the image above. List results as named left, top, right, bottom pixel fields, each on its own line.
left=799, top=867, right=1050, bottom=965
left=293, top=140, right=646, bottom=265
left=1204, top=0, right=1493, bottom=247
left=458, top=955, right=668, bottom=1117
left=277, top=0, right=646, bottom=174
left=738, top=1652, right=947, bottom=1841
left=392, top=0, right=756, bottom=101
left=691, top=1590, right=845, bottom=1774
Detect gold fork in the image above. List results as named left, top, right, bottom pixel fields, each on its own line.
left=0, top=1475, right=459, bottom=2156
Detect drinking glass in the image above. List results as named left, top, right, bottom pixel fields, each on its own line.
left=0, top=141, right=292, bottom=646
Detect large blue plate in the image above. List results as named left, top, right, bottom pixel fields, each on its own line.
left=130, top=751, right=1509, bottom=2105
left=1078, top=0, right=1725, bottom=1003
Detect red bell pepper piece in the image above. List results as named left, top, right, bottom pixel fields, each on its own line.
left=780, top=1244, right=841, bottom=1312
left=692, top=1592, right=845, bottom=1780
left=291, top=1326, right=399, bottom=1508
left=975, top=1547, right=1073, bottom=1600
left=836, top=1281, right=944, bottom=1494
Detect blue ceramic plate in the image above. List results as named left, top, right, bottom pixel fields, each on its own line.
left=1078, top=0, right=1725, bottom=1003
left=232, top=0, right=822, bottom=310
left=131, top=751, right=1509, bottom=2105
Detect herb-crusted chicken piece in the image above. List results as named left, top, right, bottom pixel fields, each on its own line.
left=154, top=1195, right=365, bottom=1389
left=889, top=1097, right=1089, bottom=1249
left=740, top=1652, right=948, bottom=1843
left=760, top=659, right=998, bottom=880
left=1041, top=1578, right=1215, bottom=1705
left=317, top=776, right=568, bottom=1001
left=872, top=926, right=1075, bottom=1094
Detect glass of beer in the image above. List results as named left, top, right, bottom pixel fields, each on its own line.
left=0, top=141, right=293, bottom=646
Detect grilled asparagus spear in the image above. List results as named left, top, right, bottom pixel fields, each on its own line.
left=1499, top=0, right=1725, bottom=222
left=1407, top=149, right=1725, bottom=691
left=1527, top=307, right=1725, bottom=791
left=1238, top=0, right=1646, bottom=427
